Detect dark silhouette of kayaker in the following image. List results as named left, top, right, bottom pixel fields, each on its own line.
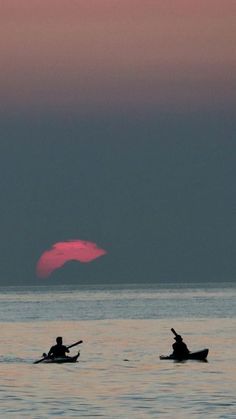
left=172, top=334, right=190, bottom=358
left=48, top=336, right=70, bottom=358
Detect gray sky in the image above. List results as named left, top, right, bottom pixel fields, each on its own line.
left=0, top=111, right=235, bottom=285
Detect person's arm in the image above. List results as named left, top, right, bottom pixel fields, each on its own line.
left=48, top=346, right=54, bottom=356
left=62, top=345, right=70, bottom=354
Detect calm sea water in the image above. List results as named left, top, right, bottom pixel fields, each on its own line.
left=0, top=282, right=236, bottom=418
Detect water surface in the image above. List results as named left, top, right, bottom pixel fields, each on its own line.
left=0, top=282, right=235, bottom=418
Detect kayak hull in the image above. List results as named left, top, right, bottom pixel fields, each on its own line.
left=40, top=353, right=80, bottom=364
left=160, top=348, right=209, bottom=361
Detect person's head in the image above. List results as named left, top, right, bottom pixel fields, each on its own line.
left=174, top=335, right=183, bottom=342
left=56, top=336, right=63, bottom=345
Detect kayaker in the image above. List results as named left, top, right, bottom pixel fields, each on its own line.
left=172, top=334, right=190, bottom=358
left=48, top=336, right=70, bottom=358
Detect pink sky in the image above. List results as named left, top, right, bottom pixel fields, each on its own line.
left=1, top=0, right=236, bottom=113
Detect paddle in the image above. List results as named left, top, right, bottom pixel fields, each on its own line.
left=34, top=340, right=83, bottom=364
left=171, top=328, right=179, bottom=337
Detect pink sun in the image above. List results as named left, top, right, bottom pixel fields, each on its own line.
left=36, top=240, right=107, bottom=278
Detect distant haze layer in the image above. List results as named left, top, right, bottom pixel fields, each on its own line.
left=0, top=0, right=235, bottom=114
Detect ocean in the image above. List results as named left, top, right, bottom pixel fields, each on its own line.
left=0, top=282, right=235, bottom=418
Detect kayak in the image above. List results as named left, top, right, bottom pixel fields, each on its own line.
left=38, top=352, right=80, bottom=364
left=160, top=348, right=209, bottom=361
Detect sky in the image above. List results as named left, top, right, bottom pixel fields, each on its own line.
left=0, top=1, right=236, bottom=285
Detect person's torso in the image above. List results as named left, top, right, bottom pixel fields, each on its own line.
left=51, top=344, right=67, bottom=357
left=173, top=342, right=189, bottom=355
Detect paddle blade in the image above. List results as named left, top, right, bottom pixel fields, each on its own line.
left=34, top=355, right=48, bottom=364
left=171, top=328, right=178, bottom=337
left=67, top=340, right=83, bottom=349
